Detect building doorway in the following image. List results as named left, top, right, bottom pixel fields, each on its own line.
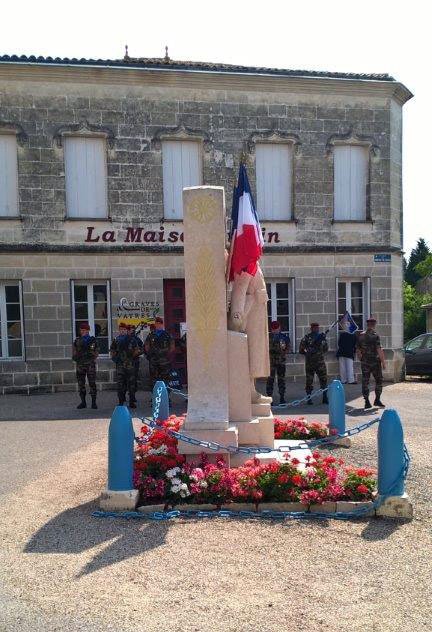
left=163, top=279, right=187, bottom=385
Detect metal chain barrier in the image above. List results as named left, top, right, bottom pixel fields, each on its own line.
left=272, top=386, right=329, bottom=409
left=135, top=413, right=381, bottom=453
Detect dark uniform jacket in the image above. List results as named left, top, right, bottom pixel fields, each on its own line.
left=269, top=332, right=290, bottom=365
left=73, top=335, right=98, bottom=366
left=299, top=332, right=328, bottom=359
left=357, top=330, right=381, bottom=363
left=144, top=330, right=173, bottom=365
left=110, top=335, right=140, bottom=369
left=337, top=331, right=357, bottom=360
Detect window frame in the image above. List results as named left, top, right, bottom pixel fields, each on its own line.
left=266, top=278, right=296, bottom=350
left=332, top=142, right=370, bottom=222
left=0, top=132, right=19, bottom=219
left=64, top=135, right=109, bottom=220
left=70, top=280, right=112, bottom=356
left=0, top=280, right=25, bottom=360
left=161, top=139, right=203, bottom=220
left=335, top=277, right=371, bottom=331
left=255, top=141, right=294, bottom=221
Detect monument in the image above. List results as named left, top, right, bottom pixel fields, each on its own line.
left=179, top=185, right=274, bottom=465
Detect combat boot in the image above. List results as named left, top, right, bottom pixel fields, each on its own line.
left=307, top=395, right=313, bottom=405
left=129, top=399, right=137, bottom=409
left=322, top=392, right=329, bottom=405
left=279, top=396, right=286, bottom=405
left=364, top=398, right=372, bottom=410
left=91, top=395, right=97, bottom=410
left=77, top=394, right=87, bottom=409
left=374, top=398, right=385, bottom=408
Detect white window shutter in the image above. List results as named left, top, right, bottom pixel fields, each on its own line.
left=162, top=140, right=202, bottom=219
left=334, top=145, right=368, bottom=220
left=0, top=135, right=19, bottom=217
left=256, top=143, right=292, bottom=220
left=64, top=137, right=108, bottom=218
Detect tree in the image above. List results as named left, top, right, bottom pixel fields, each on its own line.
left=416, top=254, right=432, bottom=279
left=403, top=282, right=432, bottom=341
left=405, top=238, right=431, bottom=287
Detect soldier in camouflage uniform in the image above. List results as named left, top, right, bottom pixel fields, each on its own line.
left=72, top=322, right=98, bottom=410
left=110, top=323, right=141, bottom=408
left=299, top=322, right=329, bottom=405
left=266, top=321, right=290, bottom=404
left=144, top=317, right=175, bottom=390
left=357, top=317, right=386, bottom=409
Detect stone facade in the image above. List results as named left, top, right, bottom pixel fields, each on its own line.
left=0, top=57, right=412, bottom=393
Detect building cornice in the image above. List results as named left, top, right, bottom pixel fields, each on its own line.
left=0, top=243, right=403, bottom=254
left=0, top=63, right=413, bottom=105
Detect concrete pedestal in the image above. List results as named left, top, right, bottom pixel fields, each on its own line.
left=100, top=489, right=139, bottom=511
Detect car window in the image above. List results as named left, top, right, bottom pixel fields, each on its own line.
left=406, top=336, right=426, bottom=351
left=424, top=335, right=432, bottom=350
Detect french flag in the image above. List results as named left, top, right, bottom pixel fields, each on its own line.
left=228, top=163, right=264, bottom=282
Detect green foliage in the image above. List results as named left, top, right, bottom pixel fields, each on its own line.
left=405, top=238, right=431, bottom=286
left=403, top=282, right=432, bottom=341
left=416, top=254, right=432, bottom=279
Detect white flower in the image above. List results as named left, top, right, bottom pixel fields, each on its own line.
left=180, top=483, right=188, bottom=491
left=171, top=477, right=181, bottom=486
left=171, top=485, right=181, bottom=493
left=200, top=481, right=208, bottom=489
left=166, top=467, right=180, bottom=478
left=179, top=489, right=190, bottom=498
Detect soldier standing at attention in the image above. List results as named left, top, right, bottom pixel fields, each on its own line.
left=299, top=322, right=329, bottom=405
left=357, top=317, right=386, bottom=410
left=144, top=317, right=175, bottom=390
left=266, top=320, right=290, bottom=405
left=110, top=323, right=140, bottom=408
left=72, top=322, right=98, bottom=410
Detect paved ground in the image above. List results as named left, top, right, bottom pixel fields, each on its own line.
left=0, top=380, right=431, bottom=631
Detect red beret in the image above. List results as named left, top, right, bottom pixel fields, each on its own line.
left=271, top=321, right=280, bottom=331
left=155, top=317, right=164, bottom=324
left=80, top=322, right=90, bottom=331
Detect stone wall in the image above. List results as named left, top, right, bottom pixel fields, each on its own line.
left=0, top=75, right=398, bottom=250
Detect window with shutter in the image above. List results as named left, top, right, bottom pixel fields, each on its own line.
left=162, top=140, right=202, bottom=219
left=0, top=134, right=19, bottom=217
left=256, top=143, right=293, bottom=220
left=334, top=145, right=368, bottom=220
left=64, top=137, right=108, bottom=218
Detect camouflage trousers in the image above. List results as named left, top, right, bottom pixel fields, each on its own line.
left=149, top=361, right=171, bottom=391
left=305, top=357, right=328, bottom=394
left=116, top=365, right=136, bottom=403
left=361, top=360, right=383, bottom=399
left=266, top=363, right=286, bottom=398
left=76, top=363, right=97, bottom=396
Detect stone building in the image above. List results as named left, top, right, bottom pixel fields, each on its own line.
left=0, top=53, right=412, bottom=393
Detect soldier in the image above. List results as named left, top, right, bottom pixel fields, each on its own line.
left=144, top=317, right=175, bottom=390
left=299, top=322, right=329, bottom=405
left=72, top=322, right=98, bottom=410
left=266, top=321, right=290, bottom=405
left=357, top=317, right=386, bottom=409
left=110, top=323, right=140, bottom=408
left=129, top=324, right=144, bottom=392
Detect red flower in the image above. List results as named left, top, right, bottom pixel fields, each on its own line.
left=356, top=484, right=369, bottom=495
left=291, top=474, right=303, bottom=486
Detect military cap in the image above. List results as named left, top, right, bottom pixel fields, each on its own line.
left=271, top=321, right=281, bottom=331
left=155, top=316, right=164, bottom=324
left=366, top=317, right=377, bottom=323
left=118, top=321, right=128, bottom=328
left=310, top=322, right=320, bottom=328
left=80, top=322, right=90, bottom=331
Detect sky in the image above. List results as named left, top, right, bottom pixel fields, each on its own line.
left=1, top=0, right=429, bottom=255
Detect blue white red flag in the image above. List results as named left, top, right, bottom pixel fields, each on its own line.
left=228, top=163, right=264, bottom=282
left=339, top=311, right=359, bottom=333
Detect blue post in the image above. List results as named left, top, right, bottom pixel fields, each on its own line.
left=153, top=380, right=169, bottom=421
left=328, top=379, right=345, bottom=436
left=108, top=405, right=135, bottom=491
left=378, top=409, right=405, bottom=496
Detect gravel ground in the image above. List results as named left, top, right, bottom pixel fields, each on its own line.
left=0, top=381, right=431, bottom=632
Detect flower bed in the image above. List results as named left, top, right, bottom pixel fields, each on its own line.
left=274, top=416, right=330, bottom=440
left=134, top=415, right=376, bottom=510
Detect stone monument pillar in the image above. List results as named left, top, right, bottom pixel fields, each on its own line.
left=179, top=186, right=238, bottom=457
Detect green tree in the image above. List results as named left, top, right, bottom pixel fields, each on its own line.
left=416, top=254, right=432, bottom=279
left=403, top=282, right=432, bottom=341
left=405, top=238, right=431, bottom=286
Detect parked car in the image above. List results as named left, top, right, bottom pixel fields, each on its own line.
left=404, top=333, right=432, bottom=376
